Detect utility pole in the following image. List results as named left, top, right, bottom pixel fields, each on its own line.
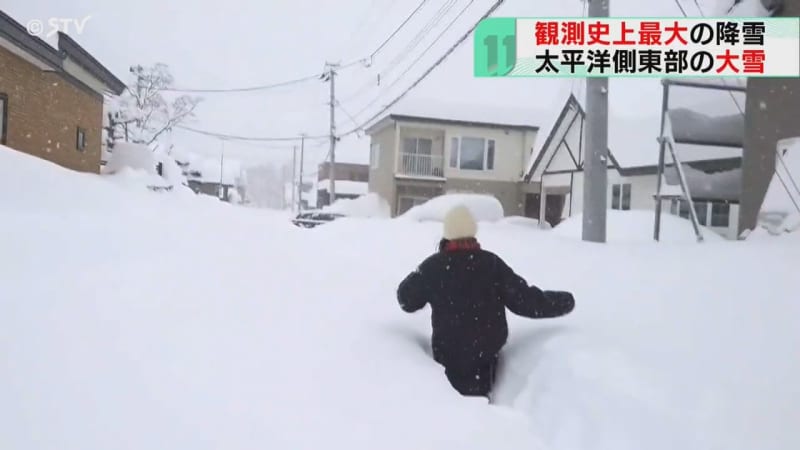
left=325, top=62, right=339, bottom=205
left=219, top=138, right=226, bottom=201
left=297, top=134, right=306, bottom=212
left=581, top=0, right=609, bottom=243
left=291, top=145, right=297, bottom=213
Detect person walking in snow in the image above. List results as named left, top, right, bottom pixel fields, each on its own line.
left=397, top=205, right=575, bottom=398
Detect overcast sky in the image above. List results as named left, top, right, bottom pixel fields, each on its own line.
left=5, top=0, right=725, bottom=171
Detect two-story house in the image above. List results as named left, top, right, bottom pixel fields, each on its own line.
left=365, top=112, right=539, bottom=217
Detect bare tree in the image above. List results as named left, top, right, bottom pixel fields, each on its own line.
left=106, top=63, right=201, bottom=147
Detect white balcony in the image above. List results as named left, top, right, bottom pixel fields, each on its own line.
left=398, top=152, right=445, bottom=178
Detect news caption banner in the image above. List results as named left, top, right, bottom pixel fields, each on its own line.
left=474, top=17, right=800, bottom=77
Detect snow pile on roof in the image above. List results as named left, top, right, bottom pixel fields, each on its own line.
left=322, top=193, right=391, bottom=218
left=401, top=194, right=504, bottom=223
left=552, top=210, right=725, bottom=243
left=385, top=96, right=546, bottom=129
left=758, top=137, right=800, bottom=234
left=668, top=109, right=744, bottom=148
left=662, top=165, right=742, bottom=201
left=317, top=179, right=368, bottom=196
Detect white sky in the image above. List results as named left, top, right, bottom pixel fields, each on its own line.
left=4, top=0, right=724, bottom=172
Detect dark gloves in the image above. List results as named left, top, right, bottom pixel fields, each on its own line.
left=539, top=290, right=575, bottom=318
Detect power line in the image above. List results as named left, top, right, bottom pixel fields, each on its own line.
left=348, top=0, right=475, bottom=120
left=332, top=0, right=456, bottom=102
left=672, top=0, right=689, bottom=17
left=176, top=125, right=329, bottom=142
left=339, top=0, right=507, bottom=138
left=691, top=0, right=706, bottom=16
left=162, top=59, right=367, bottom=94
left=380, top=0, right=460, bottom=78
left=674, top=1, right=746, bottom=117
left=337, top=0, right=385, bottom=57
left=336, top=101, right=362, bottom=130
left=163, top=72, right=325, bottom=94
left=370, top=0, right=432, bottom=59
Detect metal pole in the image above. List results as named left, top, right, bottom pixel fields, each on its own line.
left=654, top=81, right=670, bottom=241
left=582, top=0, right=609, bottom=243
left=667, top=138, right=704, bottom=242
left=291, top=145, right=297, bottom=213
left=327, top=62, right=338, bottom=205
left=298, top=134, right=305, bottom=211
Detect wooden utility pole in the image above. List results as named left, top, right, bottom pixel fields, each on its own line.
left=291, top=145, right=297, bottom=212
left=325, top=62, right=339, bottom=205
left=297, top=134, right=306, bottom=211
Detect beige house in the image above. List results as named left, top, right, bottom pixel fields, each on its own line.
left=365, top=112, right=540, bottom=217
left=0, top=10, right=125, bottom=173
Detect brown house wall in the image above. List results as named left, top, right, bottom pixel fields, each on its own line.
left=0, top=46, right=103, bottom=173
left=318, top=161, right=369, bottom=182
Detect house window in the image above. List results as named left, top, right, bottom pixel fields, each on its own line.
left=370, top=143, right=380, bottom=169
left=450, top=137, right=495, bottom=171
left=0, top=93, right=7, bottom=145
left=711, top=202, right=730, bottom=227
left=694, top=201, right=708, bottom=226
left=611, top=183, right=631, bottom=210
left=397, top=195, right=428, bottom=215
left=678, top=199, right=690, bottom=219
left=76, top=127, right=87, bottom=152
left=450, top=137, right=458, bottom=168
left=403, top=137, right=432, bottom=155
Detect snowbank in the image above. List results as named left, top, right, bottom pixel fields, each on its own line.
left=552, top=210, right=726, bottom=243
left=103, top=142, right=157, bottom=175
left=497, top=216, right=551, bottom=229
left=322, top=193, right=391, bottom=218
left=3, top=141, right=800, bottom=450
left=401, top=194, right=505, bottom=223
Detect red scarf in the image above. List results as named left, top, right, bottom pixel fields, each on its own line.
left=443, top=238, right=481, bottom=252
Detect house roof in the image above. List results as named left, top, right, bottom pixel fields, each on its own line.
left=57, top=32, right=126, bottom=95
left=0, top=10, right=62, bottom=69
left=0, top=10, right=125, bottom=95
left=524, top=83, right=745, bottom=180
left=364, top=98, right=543, bottom=135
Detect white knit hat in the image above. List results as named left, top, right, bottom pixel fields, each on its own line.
left=443, top=205, right=478, bottom=240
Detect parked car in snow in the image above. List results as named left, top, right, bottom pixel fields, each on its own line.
left=291, top=211, right=345, bottom=228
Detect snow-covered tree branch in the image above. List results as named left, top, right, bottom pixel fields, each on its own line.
left=105, top=63, right=201, bottom=147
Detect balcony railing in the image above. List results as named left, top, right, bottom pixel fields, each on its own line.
left=398, top=152, right=445, bottom=178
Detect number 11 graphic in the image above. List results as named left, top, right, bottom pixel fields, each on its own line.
left=474, top=18, right=517, bottom=77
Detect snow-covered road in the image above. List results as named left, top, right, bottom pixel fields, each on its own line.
left=1, top=147, right=798, bottom=450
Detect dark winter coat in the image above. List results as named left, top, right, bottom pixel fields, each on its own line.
left=397, top=238, right=574, bottom=373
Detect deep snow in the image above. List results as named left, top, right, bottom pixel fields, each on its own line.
left=1, top=145, right=799, bottom=450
